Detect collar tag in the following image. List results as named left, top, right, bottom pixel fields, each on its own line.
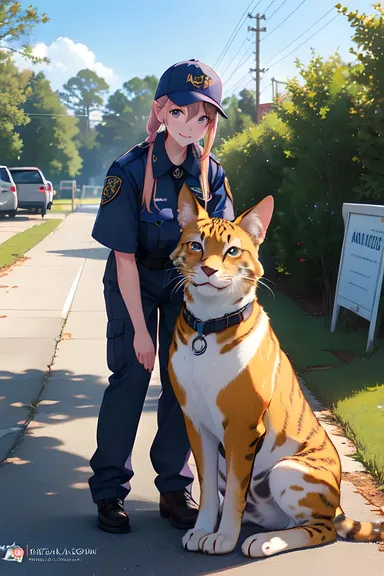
left=195, top=321, right=204, bottom=336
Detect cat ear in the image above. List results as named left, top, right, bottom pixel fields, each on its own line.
left=235, top=196, right=274, bottom=243
left=177, top=183, right=208, bottom=228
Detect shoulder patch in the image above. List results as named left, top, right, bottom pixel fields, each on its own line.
left=224, top=177, right=233, bottom=201
left=101, top=175, right=122, bottom=205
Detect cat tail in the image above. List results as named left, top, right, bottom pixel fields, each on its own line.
left=333, top=506, right=384, bottom=541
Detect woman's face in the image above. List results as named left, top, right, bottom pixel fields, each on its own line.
left=164, top=102, right=211, bottom=147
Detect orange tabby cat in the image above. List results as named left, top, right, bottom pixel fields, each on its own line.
left=168, top=184, right=384, bottom=558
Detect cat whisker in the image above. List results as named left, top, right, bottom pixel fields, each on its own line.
left=163, top=268, right=196, bottom=290
left=258, top=278, right=275, bottom=298
left=261, top=276, right=276, bottom=288
left=170, top=277, right=190, bottom=299
left=163, top=271, right=187, bottom=290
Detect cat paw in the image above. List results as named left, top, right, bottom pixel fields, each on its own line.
left=198, top=531, right=237, bottom=555
left=182, top=528, right=213, bottom=552
left=241, top=533, right=288, bottom=558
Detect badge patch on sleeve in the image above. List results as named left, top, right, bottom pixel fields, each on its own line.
left=101, top=176, right=122, bottom=205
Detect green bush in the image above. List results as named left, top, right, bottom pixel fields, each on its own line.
left=218, top=4, right=384, bottom=312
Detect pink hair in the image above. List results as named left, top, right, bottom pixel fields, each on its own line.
left=141, top=96, right=219, bottom=212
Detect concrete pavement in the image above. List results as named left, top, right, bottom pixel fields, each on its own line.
left=0, top=210, right=64, bottom=244
left=0, top=205, right=383, bottom=575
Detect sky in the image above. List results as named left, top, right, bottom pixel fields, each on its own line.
left=11, top=0, right=378, bottom=106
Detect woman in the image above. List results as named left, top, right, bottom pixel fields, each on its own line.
left=88, top=59, right=234, bottom=534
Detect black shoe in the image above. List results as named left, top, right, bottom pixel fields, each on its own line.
left=97, top=497, right=131, bottom=534
left=160, top=490, right=199, bottom=530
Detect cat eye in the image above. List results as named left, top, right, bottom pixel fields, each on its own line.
left=189, top=241, right=203, bottom=252
left=226, top=246, right=242, bottom=257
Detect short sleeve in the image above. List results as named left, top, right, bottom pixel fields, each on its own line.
left=91, top=162, right=140, bottom=253
left=208, top=161, right=235, bottom=221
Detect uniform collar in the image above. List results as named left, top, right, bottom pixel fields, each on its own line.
left=152, top=130, right=201, bottom=179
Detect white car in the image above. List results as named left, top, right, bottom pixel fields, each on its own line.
left=8, top=166, right=49, bottom=218
left=45, top=180, right=54, bottom=210
left=0, top=165, right=18, bottom=218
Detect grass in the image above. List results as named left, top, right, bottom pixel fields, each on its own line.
left=51, top=197, right=99, bottom=213
left=259, top=288, right=384, bottom=483
left=0, top=219, right=61, bottom=269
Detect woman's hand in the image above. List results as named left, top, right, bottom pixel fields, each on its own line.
left=133, top=329, right=156, bottom=372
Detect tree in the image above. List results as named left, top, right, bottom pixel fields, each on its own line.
left=0, top=1, right=49, bottom=62
left=0, top=2, right=50, bottom=159
left=338, top=3, right=384, bottom=200
left=59, top=69, right=109, bottom=136
left=96, top=75, right=158, bottom=175
left=59, top=69, right=110, bottom=185
left=270, top=53, right=362, bottom=309
left=219, top=52, right=363, bottom=308
left=215, top=95, right=254, bottom=147
left=238, top=89, right=256, bottom=122
left=0, top=51, right=31, bottom=159
left=15, top=72, right=82, bottom=179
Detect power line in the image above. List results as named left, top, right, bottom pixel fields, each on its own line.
left=237, top=45, right=254, bottom=69
left=26, top=113, right=88, bottom=117
left=221, top=43, right=253, bottom=85
left=262, top=0, right=306, bottom=42
left=214, top=0, right=260, bottom=69
left=268, top=0, right=288, bottom=20
left=267, top=3, right=339, bottom=64
left=260, top=82, right=272, bottom=95
left=225, top=69, right=253, bottom=96
left=264, top=0, right=277, bottom=15
left=268, top=6, right=349, bottom=69
left=220, top=37, right=250, bottom=79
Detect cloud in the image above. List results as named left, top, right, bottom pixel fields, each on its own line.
left=12, top=37, right=120, bottom=92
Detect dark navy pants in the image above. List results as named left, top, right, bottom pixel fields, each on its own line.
left=88, top=257, right=193, bottom=503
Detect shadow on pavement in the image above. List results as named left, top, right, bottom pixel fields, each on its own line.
left=0, top=368, right=260, bottom=575
left=47, top=247, right=110, bottom=260
left=0, top=368, right=160, bottom=439
left=0, top=215, right=33, bottom=222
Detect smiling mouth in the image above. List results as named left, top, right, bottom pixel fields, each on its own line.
left=179, top=133, right=192, bottom=138
left=192, top=281, right=230, bottom=291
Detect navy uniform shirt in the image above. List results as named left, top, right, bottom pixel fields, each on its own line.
left=92, top=130, right=234, bottom=257
left=92, top=131, right=234, bottom=299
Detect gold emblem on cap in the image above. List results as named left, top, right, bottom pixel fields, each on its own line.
left=186, top=74, right=213, bottom=89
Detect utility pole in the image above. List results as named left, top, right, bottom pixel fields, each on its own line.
left=248, top=13, right=266, bottom=124
left=272, top=77, right=288, bottom=101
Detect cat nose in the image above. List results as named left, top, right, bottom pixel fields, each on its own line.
left=201, top=265, right=217, bottom=277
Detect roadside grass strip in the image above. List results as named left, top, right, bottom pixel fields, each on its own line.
left=51, top=198, right=98, bottom=213
left=0, top=220, right=61, bottom=269
left=259, top=289, right=384, bottom=484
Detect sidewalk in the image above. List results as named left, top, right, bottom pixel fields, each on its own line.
left=0, top=207, right=104, bottom=461
left=0, top=206, right=383, bottom=574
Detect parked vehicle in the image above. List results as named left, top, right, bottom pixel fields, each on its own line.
left=8, top=167, right=49, bottom=217
left=0, top=165, right=18, bottom=218
left=45, top=180, right=54, bottom=210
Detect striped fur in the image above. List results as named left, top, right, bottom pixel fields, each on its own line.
left=168, top=185, right=384, bottom=557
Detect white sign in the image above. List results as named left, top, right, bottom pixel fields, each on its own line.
left=331, top=203, right=384, bottom=353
